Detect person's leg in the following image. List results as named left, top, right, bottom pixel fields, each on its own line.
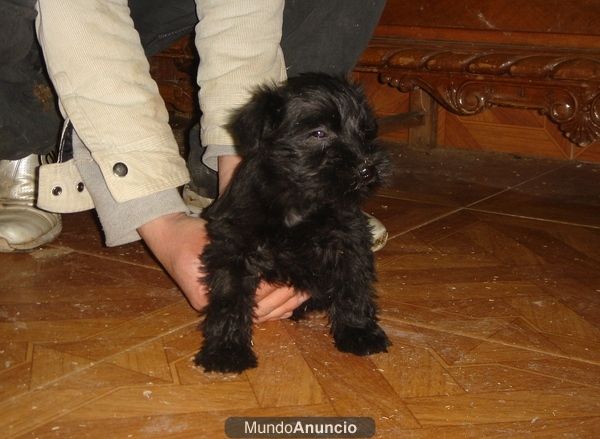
left=129, top=0, right=197, bottom=57
left=0, top=0, right=61, bottom=160
left=281, top=0, right=386, bottom=77
left=0, top=0, right=61, bottom=252
left=0, top=0, right=198, bottom=163
left=186, top=0, right=387, bottom=193
left=127, top=0, right=387, bottom=200
left=34, top=0, right=211, bottom=309
left=35, top=0, right=187, bottom=195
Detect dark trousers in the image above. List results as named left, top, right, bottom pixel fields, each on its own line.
left=0, top=0, right=385, bottom=160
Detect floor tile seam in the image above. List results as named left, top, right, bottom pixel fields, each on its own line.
left=281, top=324, right=424, bottom=428
left=486, top=315, right=597, bottom=363
left=394, top=299, right=528, bottom=319
left=413, top=346, right=471, bottom=396
left=478, top=363, right=600, bottom=391
left=245, top=329, right=331, bottom=411
left=168, top=362, right=183, bottom=385
left=241, top=402, right=339, bottom=413
left=378, top=323, right=442, bottom=354
left=30, top=304, right=195, bottom=361
left=373, top=192, right=458, bottom=208
left=286, top=325, right=466, bottom=412
left=0, top=344, right=33, bottom=377
left=0, top=342, right=60, bottom=379
left=0, top=315, right=179, bottom=360
left=381, top=299, right=520, bottom=326
left=26, top=341, right=34, bottom=362
left=506, top=314, right=600, bottom=349
left=45, top=244, right=163, bottom=271
left=395, top=409, right=600, bottom=431
left=167, top=347, right=204, bottom=370
left=2, top=319, right=200, bottom=408
left=463, top=208, right=600, bottom=230
left=280, top=323, right=361, bottom=412
left=386, top=208, right=465, bottom=240
left=11, top=327, right=586, bottom=428
left=399, top=388, right=600, bottom=406
left=7, top=377, right=257, bottom=439
left=379, top=317, right=600, bottom=367
left=377, top=158, right=566, bottom=208
left=78, top=302, right=198, bottom=344
left=7, top=383, right=286, bottom=439
left=404, top=382, right=600, bottom=399
left=465, top=161, right=572, bottom=210
left=82, top=316, right=193, bottom=368
left=76, top=316, right=199, bottom=361
left=379, top=187, right=588, bottom=246
left=382, top=312, right=527, bottom=363
left=465, top=163, right=569, bottom=212
left=25, top=401, right=343, bottom=438
left=5, top=386, right=118, bottom=439
left=441, top=358, right=600, bottom=391
left=463, top=187, right=517, bottom=210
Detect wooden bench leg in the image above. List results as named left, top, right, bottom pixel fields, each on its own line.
left=408, top=88, right=437, bottom=149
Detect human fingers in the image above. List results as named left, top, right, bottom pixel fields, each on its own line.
left=255, top=289, right=310, bottom=323
left=254, top=280, right=279, bottom=302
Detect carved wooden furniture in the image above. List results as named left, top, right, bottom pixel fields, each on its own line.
left=150, top=36, right=198, bottom=118
left=355, top=0, right=600, bottom=150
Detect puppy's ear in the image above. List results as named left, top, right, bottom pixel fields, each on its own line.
left=229, top=86, right=285, bottom=156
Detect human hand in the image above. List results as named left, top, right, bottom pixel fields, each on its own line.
left=139, top=212, right=309, bottom=322
left=254, top=281, right=309, bottom=323
left=138, top=212, right=210, bottom=310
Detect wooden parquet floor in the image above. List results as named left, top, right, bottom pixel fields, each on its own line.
left=1, top=145, right=600, bottom=438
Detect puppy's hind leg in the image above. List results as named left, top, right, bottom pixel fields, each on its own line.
left=195, top=267, right=259, bottom=373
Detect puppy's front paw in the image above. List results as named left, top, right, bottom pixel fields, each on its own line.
left=334, top=324, right=391, bottom=356
left=194, top=342, right=258, bottom=374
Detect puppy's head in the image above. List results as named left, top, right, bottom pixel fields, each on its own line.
left=229, top=73, right=391, bottom=203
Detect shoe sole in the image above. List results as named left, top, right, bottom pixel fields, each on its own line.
left=182, top=185, right=214, bottom=217
left=0, top=217, right=62, bottom=252
left=371, top=229, right=389, bottom=252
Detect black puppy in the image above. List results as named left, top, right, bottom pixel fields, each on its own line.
left=195, top=73, right=391, bottom=373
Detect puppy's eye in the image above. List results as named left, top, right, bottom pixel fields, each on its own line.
left=310, top=130, right=327, bottom=139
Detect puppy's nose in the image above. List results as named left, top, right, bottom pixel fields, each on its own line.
left=359, top=165, right=376, bottom=183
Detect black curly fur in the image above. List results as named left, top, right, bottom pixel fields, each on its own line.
left=194, top=73, right=392, bottom=373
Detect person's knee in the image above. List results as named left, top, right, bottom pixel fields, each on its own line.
left=0, top=0, right=38, bottom=66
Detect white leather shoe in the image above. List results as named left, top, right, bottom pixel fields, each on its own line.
left=365, top=212, right=388, bottom=252
left=0, top=154, right=62, bottom=252
left=182, top=183, right=214, bottom=217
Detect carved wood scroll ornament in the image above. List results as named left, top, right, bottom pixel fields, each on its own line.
left=357, top=38, right=600, bottom=147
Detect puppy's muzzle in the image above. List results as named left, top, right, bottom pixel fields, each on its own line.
left=358, top=164, right=376, bottom=184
